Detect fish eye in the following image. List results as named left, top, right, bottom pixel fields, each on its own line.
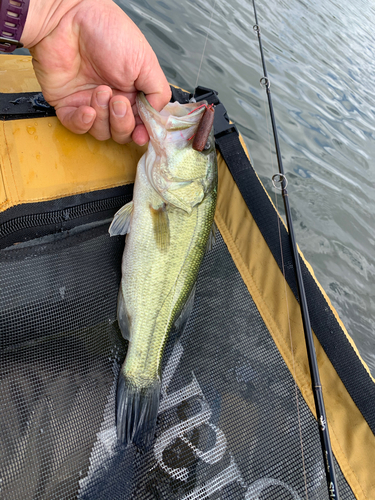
left=201, top=139, right=215, bottom=155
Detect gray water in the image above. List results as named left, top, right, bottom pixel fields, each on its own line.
left=118, top=0, right=375, bottom=375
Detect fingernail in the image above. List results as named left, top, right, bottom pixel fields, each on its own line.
left=83, top=113, right=95, bottom=124
left=97, top=91, right=110, bottom=107
left=112, top=101, right=127, bottom=117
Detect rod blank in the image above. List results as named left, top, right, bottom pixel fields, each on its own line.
left=251, top=1, right=340, bottom=498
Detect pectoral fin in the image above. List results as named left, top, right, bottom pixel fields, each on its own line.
left=150, top=203, right=170, bottom=251
left=109, top=201, right=133, bottom=236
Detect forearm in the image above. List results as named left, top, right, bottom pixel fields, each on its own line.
left=21, top=0, right=83, bottom=47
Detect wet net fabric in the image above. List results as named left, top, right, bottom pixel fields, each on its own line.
left=0, top=223, right=355, bottom=500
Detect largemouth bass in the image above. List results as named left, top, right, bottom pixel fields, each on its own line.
left=109, top=93, right=217, bottom=448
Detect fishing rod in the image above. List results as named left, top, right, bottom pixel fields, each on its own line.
left=251, top=1, right=340, bottom=499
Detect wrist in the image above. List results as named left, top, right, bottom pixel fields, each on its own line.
left=0, top=0, right=30, bottom=52
left=21, top=0, right=83, bottom=48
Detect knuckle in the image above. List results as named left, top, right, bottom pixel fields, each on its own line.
left=111, top=130, right=132, bottom=144
left=90, top=129, right=111, bottom=141
left=110, top=117, right=133, bottom=135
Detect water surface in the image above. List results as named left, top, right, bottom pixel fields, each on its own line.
left=118, top=0, right=375, bottom=375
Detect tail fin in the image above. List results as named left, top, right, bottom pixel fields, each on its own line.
left=116, top=371, right=161, bottom=449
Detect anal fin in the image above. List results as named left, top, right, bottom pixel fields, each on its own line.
left=117, top=288, right=131, bottom=340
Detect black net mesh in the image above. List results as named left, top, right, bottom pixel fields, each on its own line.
left=0, top=220, right=355, bottom=500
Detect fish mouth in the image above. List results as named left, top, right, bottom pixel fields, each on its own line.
left=137, top=91, right=205, bottom=118
left=136, top=92, right=207, bottom=138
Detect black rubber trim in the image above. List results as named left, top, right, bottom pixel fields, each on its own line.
left=215, top=129, right=375, bottom=434
left=0, top=92, right=56, bottom=120
left=0, top=184, right=133, bottom=249
left=170, top=85, right=192, bottom=104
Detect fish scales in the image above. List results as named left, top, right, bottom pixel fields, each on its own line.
left=123, top=182, right=215, bottom=381
left=109, top=93, right=217, bottom=448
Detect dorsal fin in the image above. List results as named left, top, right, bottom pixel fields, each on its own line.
left=174, top=283, right=196, bottom=333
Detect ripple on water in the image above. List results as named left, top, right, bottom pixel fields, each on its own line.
left=118, top=0, right=375, bottom=374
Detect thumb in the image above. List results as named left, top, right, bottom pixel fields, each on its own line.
left=135, top=51, right=171, bottom=112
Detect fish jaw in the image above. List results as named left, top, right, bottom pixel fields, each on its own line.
left=137, top=92, right=205, bottom=142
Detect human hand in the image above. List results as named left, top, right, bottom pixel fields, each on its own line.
left=21, top=0, right=171, bottom=145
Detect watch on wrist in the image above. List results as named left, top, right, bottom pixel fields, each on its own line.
left=0, top=0, right=30, bottom=53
